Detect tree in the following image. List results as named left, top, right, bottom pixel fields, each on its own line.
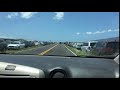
left=0, top=41, right=7, bottom=53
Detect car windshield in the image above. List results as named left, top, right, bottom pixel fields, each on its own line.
left=95, top=42, right=105, bottom=48
left=83, top=43, right=88, bottom=46
left=90, top=43, right=96, bottom=47
left=0, top=12, right=119, bottom=58
left=11, top=42, right=19, bottom=44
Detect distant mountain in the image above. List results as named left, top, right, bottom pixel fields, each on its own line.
left=95, top=37, right=119, bottom=42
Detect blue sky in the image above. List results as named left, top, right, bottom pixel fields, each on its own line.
left=0, top=12, right=119, bottom=42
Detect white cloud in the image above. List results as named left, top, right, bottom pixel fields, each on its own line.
left=83, top=29, right=118, bottom=35
left=7, top=12, right=19, bottom=19
left=20, top=12, right=38, bottom=19
left=7, top=12, right=38, bottom=19
left=93, top=30, right=106, bottom=34
left=53, top=12, right=64, bottom=20
left=114, top=29, right=119, bottom=32
left=108, top=29, right=112, bottom=32
left=76, top=32, right=80, bottom=35
left=107, top=29, right=119, bottom=32
left=101, top=30, right=106, bottom=33
left=93, top=31, right=102, bottom=34
left=86, top=32, right=93, bottom=35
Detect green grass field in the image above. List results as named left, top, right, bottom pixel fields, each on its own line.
left=66, top=45, right=96, bottom=57
left=4, top=45, right=42, bottom=54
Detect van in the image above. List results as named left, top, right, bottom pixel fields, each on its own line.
left=81, top=41, right=98, bottom=52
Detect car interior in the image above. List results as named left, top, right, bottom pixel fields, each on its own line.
left=0, top=12, right=119, bottom=78
left=0, top=54, right=119, bottom=78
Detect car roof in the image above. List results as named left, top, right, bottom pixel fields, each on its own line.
left=83, top=41, right=98, bottom=43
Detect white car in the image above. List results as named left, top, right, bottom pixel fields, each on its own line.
left=81, top=41, right=98, bottom=52
left=34, top=42, right=40, bottom=46
left=7, top=41, right=25, bottom=50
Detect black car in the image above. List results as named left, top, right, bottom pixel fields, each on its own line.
left=24, top=41, right=35, bottom=48
left=91, top=41, right=119, bottom=56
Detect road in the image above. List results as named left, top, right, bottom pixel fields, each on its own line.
left=14, top=44, right=77, bottom=56
left=0, top=44, right=118, bottom=78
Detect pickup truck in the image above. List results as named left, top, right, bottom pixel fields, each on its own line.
left=7, top=41, right=25, bottom=50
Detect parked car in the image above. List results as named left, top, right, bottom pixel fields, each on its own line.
left=34, top=41, right=40, bottom=46
left=24, top=41, right=35, bottom=48
left=81, top=41, right=98, bottom=52
left=42, top=42, right=51, bottom=46
left=0, top=40, right=7, bottom=53
left=72, top=43, right=77, bottom=48
left=91, top=41, right=119, bottom=56
left=7, top=41, right=25, bottom=50
left=39, top=41, right=44, bottom=46
left=75, top=43, right=83, bottom=50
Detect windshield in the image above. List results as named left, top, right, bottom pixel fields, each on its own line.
left=11, top=42, right=19, bottom=44
left=83, top=43, right=88, bottom=46
left=90, top=43, right=96, bottom=47
left=0, top=12, right=119, bottom=58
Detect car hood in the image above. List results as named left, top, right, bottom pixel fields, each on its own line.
left=8, top=44, right=20, bottom=46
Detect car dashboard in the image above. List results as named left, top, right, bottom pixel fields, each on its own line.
left=0, top=54, right=119, bottom=78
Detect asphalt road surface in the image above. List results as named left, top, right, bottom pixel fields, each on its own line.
left=14, top=44, right=76, bottom=56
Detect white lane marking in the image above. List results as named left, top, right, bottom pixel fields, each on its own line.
left=64, top=45, right=77, bottom=56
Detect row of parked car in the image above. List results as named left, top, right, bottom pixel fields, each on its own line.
left=0, top=39, right=54, bottom=53
left=65, top=40, right=119, bottom=56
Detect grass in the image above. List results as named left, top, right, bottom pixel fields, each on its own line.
left=65, top=45, right=96, bottom=57
left=5, top=45, right=42, bottom=54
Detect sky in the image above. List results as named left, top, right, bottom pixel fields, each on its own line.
left=0, top=12, right=119, bottom=42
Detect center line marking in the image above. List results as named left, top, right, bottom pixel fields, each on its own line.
left=38, top=44, right=58, bottom=55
